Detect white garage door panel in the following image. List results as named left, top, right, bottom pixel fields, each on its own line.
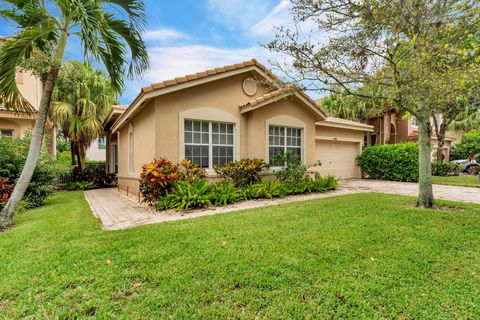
left=315, top=141, right=359, bottom=179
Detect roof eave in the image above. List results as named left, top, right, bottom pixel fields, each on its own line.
left=316, top=120, right=374, bottom=132
left=240, top=91, right=326, bottom=121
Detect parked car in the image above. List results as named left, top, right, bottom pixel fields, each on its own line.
left=451, top=159, right=479, bottom=174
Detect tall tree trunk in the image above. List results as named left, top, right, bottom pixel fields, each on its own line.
left=70, top=140, right=76, bottom=166
left=436, top=129, right=446, bottom=163
left=76, top=143, right=84, bottom=172
left=0, top=65, right=60, bottom=227
left=417, top=116, right=434, bottom=208
left=434, top=119, right=447, bottom=163
left=0, top=27, right=68, bottom=228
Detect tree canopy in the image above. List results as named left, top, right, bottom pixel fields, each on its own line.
left=51, top=61, right=116, bottom=170
left=0, top=0, right=149, bottom=227
left=266, top=0, right=480, bottom=208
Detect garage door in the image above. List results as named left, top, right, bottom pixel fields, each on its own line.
left=315, top=140, right=360, bottom=179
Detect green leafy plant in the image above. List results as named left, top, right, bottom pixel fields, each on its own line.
left=431, top=162, right=461, bottom=176
left=450, top=129, right=480, bottom=161
left=357, top=143, right=419, bottom=182
left=214, top=159, right=268, bottom=187
left=179, top=160, right=207, bottom=183
left=251, top=180, right=286, bottom=199
left=155, top=194, right=178, bottom=211
left=0, top=135, right=67, bottom=208
left=311, top=175, right=338, bottom=192
left=157, top=180, right=212, bottom=211
left=140, top=158, right=180, bottom=205
left=64, top=181, right=96, bottom=191
left=239, top=184, right=258, bottom=200
left=211, top=183, right=240, bottom=206
left=273, top=150, right=310, bottom=183
left=140, top=158, right=206, bottom=205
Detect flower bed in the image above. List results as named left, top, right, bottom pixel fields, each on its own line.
left=140, top=156, right=337, bottom=212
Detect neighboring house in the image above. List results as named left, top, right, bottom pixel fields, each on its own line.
left=0, top=37, right=45, bottom=143
left=104, top=59, right=373, bottom=195
left=366, top=111, right=455, bottom=161
left=85, top=136, right=107, bottom=161
left=1, top=36, right=110, bottom=158
left=87, top=105, right=128, bottom=162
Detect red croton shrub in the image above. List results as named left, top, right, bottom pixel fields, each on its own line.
left=139, top=158, right=206, bottom=205
left=0, top=178, right=14, bottom=210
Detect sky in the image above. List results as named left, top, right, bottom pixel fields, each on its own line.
left=0, top=0, right=303, bottom=104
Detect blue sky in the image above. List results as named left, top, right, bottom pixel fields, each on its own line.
left=1, top=0, right=298, bottom=103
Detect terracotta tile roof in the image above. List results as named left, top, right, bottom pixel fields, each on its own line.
left=239, top=86, right=328, bottom=118
left=408, top=130, right=419, bottom=138
left=323, top=116, right=374, bottom=128
left=111, top=104, right=128, bottom=110
left=408, top=130, right=456, bottom=141
left=111, top=59, right=330, bottom=130
left=141, top=59, right=277, bottom=94
left=239, top=89, right=287, bottom=109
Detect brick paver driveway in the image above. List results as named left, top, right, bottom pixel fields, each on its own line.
left=85, top=180, right=480, bottom=230
left=341, top=179, right=480, bottom=204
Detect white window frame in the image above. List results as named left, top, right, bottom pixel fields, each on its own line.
left=268, top=125, right=303, bottom=165
left=411, top=116, right=419, bottom=128
left=98, top=136, right=106, bottom=150
left=184, top=119, right=235, bottom=170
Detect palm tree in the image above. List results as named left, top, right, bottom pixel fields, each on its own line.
left=0, top=0, right=149, bottom=228
left=52, top=61, right=115, bottom=171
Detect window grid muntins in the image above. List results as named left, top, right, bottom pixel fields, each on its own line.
left=184, top=120, right=234, bottom=168
left=0, top=129, right=14, bottom=139
left=269, top=126, right=302, bottom=164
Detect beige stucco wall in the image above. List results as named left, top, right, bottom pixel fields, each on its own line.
left=247, top=99, right=318, bottom=165
left=118, top=101, right=156, bottom=179
left=316, top=126, right=365, bottom=141
left=85, top=140, right=106, bottom=161
left=16, top=70, right=43, bottom=110
left=152, top=73, right=268, bottom=161
left=0, top=52, right=41, bottom=139
left=0, top=115, right=35, bottom=139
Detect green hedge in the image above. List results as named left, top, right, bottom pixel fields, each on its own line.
left=431, top=162, right=461, bottom=176
left=0, top=135, right=68, bottom=208
left=450, top=129, right=480, bottom=160
left=357, top=143, right=419, bottom=182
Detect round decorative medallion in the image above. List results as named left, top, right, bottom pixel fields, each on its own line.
left=242, top=77, right=258, bottom=96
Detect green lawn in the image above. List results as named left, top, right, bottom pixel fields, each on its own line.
left=432, top=175, right=480, bottom=188
left=1, top=192, right=480, bottom=318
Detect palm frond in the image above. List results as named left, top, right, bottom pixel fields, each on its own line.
left=70, top=0, right=148, bottom=92
left=51, top=100, right=74, bottom=123
left=0, top=23, right=57, bottom=113
left=103, top=15, right=149, bottom=79
left=100, top=0, right=146, bottom=29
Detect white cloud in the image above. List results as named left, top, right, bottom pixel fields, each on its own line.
left=121, top=44, right=276, bottom=103
left=251, top=0, right=291, bottom=37
left=143, top=28, right=191, bottom=43
left=144, top=45, right=267, bottom=82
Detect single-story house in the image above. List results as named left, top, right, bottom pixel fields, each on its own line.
left=104, top=59, right=373, bottom=195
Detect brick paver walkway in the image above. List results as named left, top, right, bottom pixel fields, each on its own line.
left=85, top=180, right=480, bottom=230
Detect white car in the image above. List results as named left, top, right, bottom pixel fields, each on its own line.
left=451, top=159, right=479, bottom=174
